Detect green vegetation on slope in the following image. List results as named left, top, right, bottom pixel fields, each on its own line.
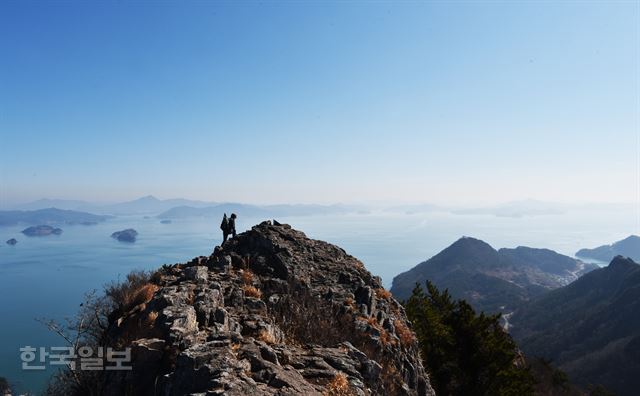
left=404, top=280, right=534, bottom=396
left=511, top=256, right=640, bottom=396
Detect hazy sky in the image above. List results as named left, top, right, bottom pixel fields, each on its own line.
left=1, top=1, right=638, bottom=206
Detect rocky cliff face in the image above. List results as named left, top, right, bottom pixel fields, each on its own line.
left=103, top=221, right=435, bottom=396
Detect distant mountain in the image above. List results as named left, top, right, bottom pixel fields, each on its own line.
left=7, top=196, right=361, bottom=217
left=390, top=237, right=597, bottom=313
left=510, top=256, right=640, bottom=396
left=95, top=195, right=215, bottom=215
left=382, top=203, right=444, bottom=215
left=6, top=196, right=217, bottom=215
left=576, top=235, right=640, bottom=263
left=451, top=199, right=566, bottom=218
left=157, top=203, right=358, bottom=219
left=0, top=208, right=111, bottom=226
left=9, top=198, right=93, bottom=211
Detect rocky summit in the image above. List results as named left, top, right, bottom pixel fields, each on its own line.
left=103, top=221, right=435, bottom=396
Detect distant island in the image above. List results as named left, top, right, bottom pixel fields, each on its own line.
left=576, top=235, right=640, bottom=263
left=0, top=208, right=111, bottom=226
left=111, top=229, right=138, bottom=243
left=160, top=219, right=172, bottom=224
left=21, top=225, right=63, bottom=237
left=6, top=238, right=17, bottom=245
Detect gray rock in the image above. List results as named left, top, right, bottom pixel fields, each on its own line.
left=100, top=221, right=436, bottom=396
left=185, top=266, right=208, bottom=283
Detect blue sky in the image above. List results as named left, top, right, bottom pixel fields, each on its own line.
left=1, top=1, right=638, bottom=205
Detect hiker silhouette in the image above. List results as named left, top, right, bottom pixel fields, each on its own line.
left=220, top=213, right=237, bottom=243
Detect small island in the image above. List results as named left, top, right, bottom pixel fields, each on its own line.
left=6, top=238, right=17, bottom=245
left=21, top=225, right=63, bottom=237
left=160, top=219, right=172, bottom=224
left=111, top=229, right=138, bottom=243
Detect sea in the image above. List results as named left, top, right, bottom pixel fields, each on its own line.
left=0, top=207, right=636, bottom=394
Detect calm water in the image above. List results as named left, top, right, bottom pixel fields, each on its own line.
left=0, top=209, right=636, bottom=393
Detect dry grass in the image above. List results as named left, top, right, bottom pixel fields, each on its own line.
left=241, top=270, right=254, bottom=284
left=186, top=290, right=195, bottom=305
left=145, top=310, right=158, bottom=326
left=367, top=316, right=378, bottom=327
left=375, top=288, right=392, bottom=300
left=394, top=319, right=416, bottom=347
left=106, top=270, right=155, bottom=311
left=258, top=329, right=276, bottom=344
left=131, top=284, right=159, bottom=307
left=344, top=297, right=355, bottom=309
left=244, top=285, right=262, bottom=298
left=380, top=363, right=404, bottom=395
left=323, top=372, right=355, bottom=396
left=379, top=328, right=395, bottom=347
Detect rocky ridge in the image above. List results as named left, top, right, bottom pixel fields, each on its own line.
left=103, top=221, right=435, bottom=395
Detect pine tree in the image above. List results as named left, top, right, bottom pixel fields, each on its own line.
left=404, top=281, right=534, bottom=396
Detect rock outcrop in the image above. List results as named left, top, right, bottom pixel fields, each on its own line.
left=5, top=238, right=17, bottom=245
left=103, top=221, right=435, bottom=395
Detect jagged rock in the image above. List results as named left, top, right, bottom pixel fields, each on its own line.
left=184, top=265, right=208, bottom=283
left=102, top=222, right=435, bottom=396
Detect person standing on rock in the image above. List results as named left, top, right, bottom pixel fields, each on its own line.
left=228, top=213, right=237, bottom=239
left=220, top=213, right=229, bottom=243
left=220, top=213, right=237, bottom=244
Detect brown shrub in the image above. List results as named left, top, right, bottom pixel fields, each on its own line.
left=105, top=270, right=153, bottom=311
left=272, top=288, right=353, bottom=347
left=375, top=288, right=392, bottom=299
left=257, top=329, right=276, bottom=344
left=344, top=297, right=354, bottom=307
left=241, top=270, right=254, bottom=285
left=145, top=310, right=158, bottom=327
left=394, top=319, right=416, bottom=347
left=105, top=270, right=162, bottom=313
left=379, top=328, right=397, bottom=347
left=244, top=285, right=262, bottom=298
left=324, top=372, right=355, bottom=396
left=130, top=284, right=159, bottom=307
left=380, top=363, right=404, bottom=395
